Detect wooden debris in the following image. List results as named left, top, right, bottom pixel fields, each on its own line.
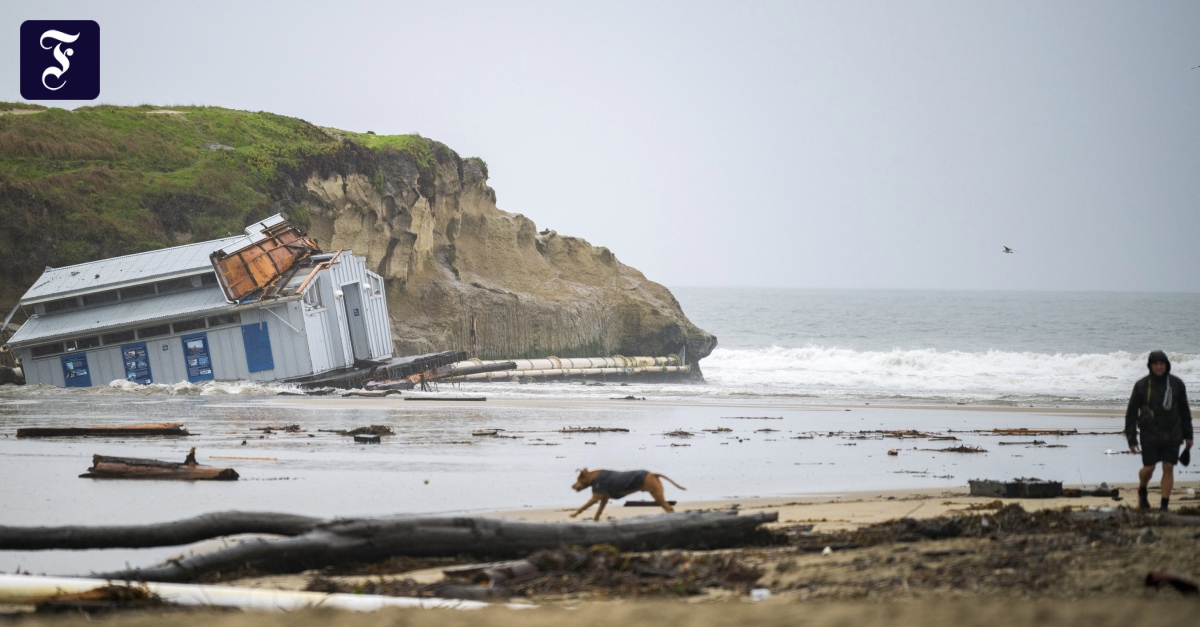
left=354, top=434, right=381, bottom=444
left=559, top=426, right=631, bottom=433
left=663, top=429, right=693, bottom=437
left=969, top=478, right=1062, bottom=498
left=93, top=511, right=778, bottom=583
left=80, top=448, right=238, bottom=481
left=0, top=511, right=322, bottom=550
left=17, top=423, right=190, bottom=438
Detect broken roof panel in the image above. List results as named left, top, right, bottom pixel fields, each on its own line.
left=210, top=217, right=321, bottom=303
left=7, top=287, right=234, bottom=347
left=19, top=236, right=246, bottom=305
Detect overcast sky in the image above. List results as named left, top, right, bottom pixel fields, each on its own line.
left=2, top=1, right=1198, bottom=292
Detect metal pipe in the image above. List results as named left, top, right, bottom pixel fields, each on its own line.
left=461, top=365, right=690, bottom=380
left=0, top=574, right=494, bottom=612
left=450, top=356, right=680, bottom=371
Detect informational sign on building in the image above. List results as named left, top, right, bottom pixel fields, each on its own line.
left=181, top=332, right=214, bottom=383
left=60, top=353, right=91, bottom=387
left=121, top=342, right=153, bottom=385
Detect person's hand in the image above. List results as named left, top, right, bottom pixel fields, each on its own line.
left=1187, top=439, right=1194, bottom=450
left=1129, top=443, right=1141, bottom=454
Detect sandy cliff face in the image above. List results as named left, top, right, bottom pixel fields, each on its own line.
left=295, top=143, right=716, bottom=368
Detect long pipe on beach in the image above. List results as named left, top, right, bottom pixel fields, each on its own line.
left=450, top=356, right=681, bottom=372
left=0, top=574, right=494, bottom=612
left=461, top=365, right=690, bottom=381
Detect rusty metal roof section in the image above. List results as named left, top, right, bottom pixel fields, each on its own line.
left=209, top=215, right=322, bottom=303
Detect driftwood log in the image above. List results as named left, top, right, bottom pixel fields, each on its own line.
left=87, top=511, right=776, bottom=583
left=0, top=512, right=323, bottom=550
left=17, top=423, right=190, bottom=438
left=80, top=448, right=238, bottom=481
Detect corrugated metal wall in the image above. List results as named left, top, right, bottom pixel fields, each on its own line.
left=326, top=255, right=392, bottom=361
left=18, top=252, right=397, bottom=387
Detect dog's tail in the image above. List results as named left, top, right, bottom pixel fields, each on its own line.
left=654, top=473, right=687, bottom=490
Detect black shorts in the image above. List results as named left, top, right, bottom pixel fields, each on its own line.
left=1141, top=441, right=1181, bottom=467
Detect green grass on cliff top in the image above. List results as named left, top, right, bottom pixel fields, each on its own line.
left=0, top=103, right=470, bottom=308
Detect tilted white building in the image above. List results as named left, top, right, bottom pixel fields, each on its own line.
left=3, top=216, right=392, bottom=388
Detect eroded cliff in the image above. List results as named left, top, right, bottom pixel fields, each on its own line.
left=296, top=142, right=715, bottom=366
left=0, top=104, right=716, bottom=368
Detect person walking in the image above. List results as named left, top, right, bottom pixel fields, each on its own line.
left=1125, top=351, right=1193, bottom=511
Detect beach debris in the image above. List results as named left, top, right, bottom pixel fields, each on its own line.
left=749, top=588, right=771, bottom=601
left=720, top=416, right=783, bottom=420
left=79, top=447, right=238, bottom=481
left=28, top=583, right=173, bottom=615
left=312, top=544, right=764, bottom=599
left=925, top=445, right=987, bottom=453
left=703, top=427, right=733, bottom=433
left=969, top=478, right=1062, bottom=499
left=17, top=423, right=190, bottom=438
left=613, top=395, right=646, bottom=401
left=663, top=429, right=694, bottom=437
left=791, top=434, right=814, bottom=439
left=337, top=425, right=395, bottom=437
left=473, top=429, right=503, bottom=437
left=559, top=426, right=630, bottom=433
left=821, top=546, right=833, bottom=555
left=1145, top=571, right=1199, bottom=595
left=355, top=434, right=382, bottom=444
left=251, top=424, right=303, bottom=433
left=888, top=449, right=899, bottom=456
left=624, top=500, right=678, bottom=507
left=755, top=428, right=779, bottom=433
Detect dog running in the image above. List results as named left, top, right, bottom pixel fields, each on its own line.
left=571, top=468, right=686, bottom=521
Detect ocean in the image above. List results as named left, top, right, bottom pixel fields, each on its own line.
left=673, top=288, right=1200, bottom=407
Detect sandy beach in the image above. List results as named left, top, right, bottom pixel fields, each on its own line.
left=2, top=391, right=1198, bottom=626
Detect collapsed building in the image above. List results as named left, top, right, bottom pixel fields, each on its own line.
left=2, top=215, right=397, bottom=388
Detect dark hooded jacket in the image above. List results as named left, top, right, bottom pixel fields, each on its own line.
left=1125, top=351, right=1193, bottom=448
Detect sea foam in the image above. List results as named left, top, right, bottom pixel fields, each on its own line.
left=700, top=346, right=1198, bottom=404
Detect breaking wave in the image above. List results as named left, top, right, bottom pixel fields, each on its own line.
left=698, top=346, right=1199, bottom=405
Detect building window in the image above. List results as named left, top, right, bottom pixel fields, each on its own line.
left=200, top=273, right=219, bottom=286
left=83, top=290, right=119, bottom=306
left=65, top=336, right=101, bottom=351
left=120, top=284, right=156, bottom=300
left=157, top=277, right=195, bottom=294
left=101, top=330, right=136, bottom=344
left=368, top=274, right=383, bottom=297
left=44, top=297, right=81, bottom=313
left=136, top=324, right=171, bottom=339
left=32, top=343, right=65, bottom=357
left=172, top=318, right=207, bottom=333
left=206, top=312, right=241, bottom=327
left=303, top=282, right=324, bottom=309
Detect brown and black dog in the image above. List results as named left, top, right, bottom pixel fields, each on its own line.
left=571, top=468, right=686, bottom=521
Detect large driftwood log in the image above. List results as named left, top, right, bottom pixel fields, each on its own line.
left=97, top=511, right=778, bottom=583
left=17, top=423, right=190, bottom=438
left=80, top=448, right=238, bottom=481
left=0, top=512, right=324, bottom=550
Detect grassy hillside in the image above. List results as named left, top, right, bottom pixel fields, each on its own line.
left=0, top=103, right=448, bottom=311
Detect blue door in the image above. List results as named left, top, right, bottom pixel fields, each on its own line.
left=241, top=322, right=275, bottom=373
left=181, top=333, right=214, bottom=383
left=61, top=353, right=92, bottom=388
left=121, top=342, right=153, bottom=385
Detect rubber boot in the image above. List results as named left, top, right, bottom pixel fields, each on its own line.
left=1138, top=487, right=1150, bottom=510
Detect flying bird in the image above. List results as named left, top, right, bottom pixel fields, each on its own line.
left=1003, top=246, right=1015, bottom=254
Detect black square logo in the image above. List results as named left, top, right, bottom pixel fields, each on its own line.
left=20, top=20, right=100, bottom=100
